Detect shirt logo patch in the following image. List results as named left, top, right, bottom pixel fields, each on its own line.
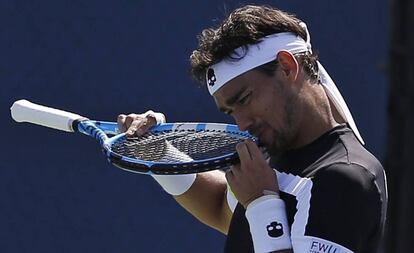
left=266, top=221, right=284, bottom=238
left=207, top=68, right=216, bottom=87
left=309, top=240, right=340, bottom=253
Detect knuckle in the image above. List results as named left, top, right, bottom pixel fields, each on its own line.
left=246, top=140, right=254, bottom=149
left=126, top=114, right=136, bottom=120
left=145, top=117, right=156, bottom=126
left=143, top=115, right=157, bottom=126
left=236, top=143, right=243, bottom=151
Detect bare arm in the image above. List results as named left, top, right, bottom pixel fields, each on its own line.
left=174, top=170, right=233, bottom=234
left=117, top=112, right=233, bottom=234
left=117, top=112, right=293, bottom=251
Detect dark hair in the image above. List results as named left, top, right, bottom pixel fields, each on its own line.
left=190, top=5, right=319, bottom=85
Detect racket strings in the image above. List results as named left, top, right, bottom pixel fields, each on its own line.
left=171, top=131, right=239, bottom=159
left=111, top=130, right=246, bottom=162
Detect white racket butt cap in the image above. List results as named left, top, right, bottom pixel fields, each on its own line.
left=10, top=99, right=85, bottom=132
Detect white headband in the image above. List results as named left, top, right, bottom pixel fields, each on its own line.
left=206, top=23, right=364, bottom=144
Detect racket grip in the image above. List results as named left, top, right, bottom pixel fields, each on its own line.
left=10, top=99, right=86, bottom=132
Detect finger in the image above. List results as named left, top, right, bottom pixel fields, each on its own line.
left=229, top=164, right=242, bottom=177
left=125, top=114, right=138, bottom=129
left=144, top=110, right=157, bottom=124
left=126, top=119, right=145, bottom=137
left=236, top=142, right=252, bottom=167
left=245, top=139, right=265, bottom=162
left=117, top=114, right=127, bottom=133
left=139, top=112, right=158, bottom=133
left=133, top=115, right=157, bottom=136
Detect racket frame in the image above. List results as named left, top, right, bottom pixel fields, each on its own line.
left=11, top=99, right=254, bottom=175
left=73, top=120, right=253, bottom=175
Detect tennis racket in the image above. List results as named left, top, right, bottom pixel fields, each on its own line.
left=10, top=99, right=255, bottom=175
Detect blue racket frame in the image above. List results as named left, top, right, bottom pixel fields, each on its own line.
left=73, top=120, right=254, bottom=175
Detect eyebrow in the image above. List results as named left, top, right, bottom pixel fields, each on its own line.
left=219, top=86, right=248, bottom=113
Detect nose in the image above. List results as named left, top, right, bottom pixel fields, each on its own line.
left=232, top=111, right=254, bottom=132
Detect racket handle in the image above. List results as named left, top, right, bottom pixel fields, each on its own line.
left=10, top=99, right=86, bottom=132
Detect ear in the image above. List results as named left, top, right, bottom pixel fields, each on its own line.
left=276, top=50, right=299, bottom=81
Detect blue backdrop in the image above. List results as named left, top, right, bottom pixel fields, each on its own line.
left=1, top=1, right=387, bottom=252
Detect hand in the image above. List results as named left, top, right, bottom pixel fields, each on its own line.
left=225, top=140, right=279, bottom=208
left=117, top=110, right=165, bottom=137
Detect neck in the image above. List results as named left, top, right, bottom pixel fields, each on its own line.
left=290, top=84, right=339, bottom=149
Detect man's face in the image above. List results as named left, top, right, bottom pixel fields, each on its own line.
left=213, top=69, right=302, bottom=155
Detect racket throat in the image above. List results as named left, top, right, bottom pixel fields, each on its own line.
left=71, top=118, right=89, bottom=132
left=76, top=120, right=109, bottom=144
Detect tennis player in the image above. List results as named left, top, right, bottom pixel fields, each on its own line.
left=118, top=5, right=387, bottom=253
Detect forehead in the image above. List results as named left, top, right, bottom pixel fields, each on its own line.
left=212, top=70, right=263, bottom=106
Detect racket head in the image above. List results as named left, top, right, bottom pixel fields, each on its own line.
left=102, top=122, right=255, bottom=175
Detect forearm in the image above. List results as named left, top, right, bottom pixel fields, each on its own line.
left=174, top=170, right=232, bottom=234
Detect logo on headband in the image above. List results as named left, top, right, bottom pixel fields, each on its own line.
left=207, top=68, right=216, bottom=87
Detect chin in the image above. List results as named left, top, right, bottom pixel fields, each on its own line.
left=265, top=145, right=280, bottom=157
left=259, top=139, right=278, bottom=156
left=264, top=138, right=289, bottom=157
left=259, top=133, right=279, bottom=154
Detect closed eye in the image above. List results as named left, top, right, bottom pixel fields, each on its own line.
left=238, top=91, right=252, bottom=105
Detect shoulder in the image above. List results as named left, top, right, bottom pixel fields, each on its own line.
left=311, top=129, right=385, bottom=191
left=337, top=130, right=384, bottom=175
left=306, top=162, right=383, bottom=232
left=309, top=162, right=384, bottom=210
left=312, top=163, right=375, bottom=190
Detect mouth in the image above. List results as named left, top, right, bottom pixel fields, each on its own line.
left=249, top=129, right=265, bottom=145
left=257, top=128, right=276, bottom=148
left=250, top=132, right=269, bottom=155
left=248, top=128, right=262, bottom=139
